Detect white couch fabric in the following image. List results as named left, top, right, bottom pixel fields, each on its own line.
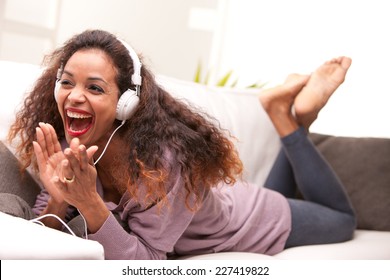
left=180, top=229, right=390, bottom=260
left=156, top=75, right=281, bottom=187
left=0, top=212, right=104, bottom=260
left=1, top=60, right=390, bottom=260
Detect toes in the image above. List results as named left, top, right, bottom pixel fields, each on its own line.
left=340, top=56, right=352, bottom=70
left=325, top=56, right=352, bottom=69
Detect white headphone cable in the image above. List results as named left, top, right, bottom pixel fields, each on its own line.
left=93, top=120, right=125, bottom=165
left=30, top=211, right=88, bottom=239
left=30, top=214, right=78, bottom=237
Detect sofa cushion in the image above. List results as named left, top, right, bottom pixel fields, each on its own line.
left=275, top=229, right=390, bottom=259
left=0, top=141, right=41, bottom=208
left=181, top=230, right=390, bottom=260
left=310, top=133, right=390, bottom=231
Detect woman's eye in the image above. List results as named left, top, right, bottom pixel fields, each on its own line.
left=89, top=85, right=104, bottom=94
left=60, top=80, right=73, bottom=88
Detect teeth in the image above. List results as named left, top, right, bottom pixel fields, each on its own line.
left=67, top=111, right=92, bottom=119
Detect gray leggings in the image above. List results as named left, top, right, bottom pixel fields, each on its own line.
left=264, top=127, right=356, bottom=248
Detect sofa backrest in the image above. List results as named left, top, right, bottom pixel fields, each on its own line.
left=156, top=75, right=280, bottom=186
left=0, top=61, right=42, bottom=142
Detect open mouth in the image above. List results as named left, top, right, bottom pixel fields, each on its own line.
left=66, top=109, right=94, bottom=137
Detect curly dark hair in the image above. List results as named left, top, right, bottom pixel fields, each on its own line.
left=8, top=29, right=243, bottom=210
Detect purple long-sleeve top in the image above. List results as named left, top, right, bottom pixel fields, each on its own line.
left=33, top=151, right=291, bottom=259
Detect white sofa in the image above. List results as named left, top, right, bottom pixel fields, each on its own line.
left=1, top=60, right=389, bottom=260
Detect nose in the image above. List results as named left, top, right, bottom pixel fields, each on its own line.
left=67, top=87, right=86, bottom=103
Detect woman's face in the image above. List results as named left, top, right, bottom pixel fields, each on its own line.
left=56, top=49, right=120, bottom=147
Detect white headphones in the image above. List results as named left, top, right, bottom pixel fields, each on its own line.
left=54, top=38, right=142, bottom=121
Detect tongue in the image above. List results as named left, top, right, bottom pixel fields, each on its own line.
left=70, top=118, right=92, bottom=131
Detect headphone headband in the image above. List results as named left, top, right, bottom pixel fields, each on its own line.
left=118, top=38, right=142, bottom=93
left=114, top=38, right=142, bottom=121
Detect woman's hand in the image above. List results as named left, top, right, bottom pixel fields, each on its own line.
left=55, top=137, right=99, bottom=209
left=54, top=138, right=110, bottom=233
left=33, top=123, right=107, bottom=232
left=33, top=123, right=67, bottom=206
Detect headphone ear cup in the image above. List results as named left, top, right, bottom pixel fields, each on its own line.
left=54, top=80, right=61, bottom=102
left=116, top=89, right=140, bottom=121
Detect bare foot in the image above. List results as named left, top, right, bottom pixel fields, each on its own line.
left=260, top=73, right=309, bottom=137
left=294, top=56, right=352, bottom=129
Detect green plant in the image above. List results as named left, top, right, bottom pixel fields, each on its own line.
left=194, top=60, right=265, bottom=89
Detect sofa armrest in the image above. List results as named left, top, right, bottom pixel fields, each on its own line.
left=0, top=212, right=104, bottom=260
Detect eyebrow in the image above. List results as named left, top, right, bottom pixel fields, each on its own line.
left=62, top=70, right=108, bottom=85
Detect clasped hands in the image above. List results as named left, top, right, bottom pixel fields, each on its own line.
left=33, top=122, right=99, bottom=208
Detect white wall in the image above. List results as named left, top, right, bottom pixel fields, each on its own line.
left=216, top=0, right=390, bottom=137
left=0, top=0, right=60, bottom=64
left=55, top=0, right=219, bottom=81
left=0, top=0, right=219, bottom=81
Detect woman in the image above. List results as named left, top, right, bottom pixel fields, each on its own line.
left=7, top=29, right=355, bottom=259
